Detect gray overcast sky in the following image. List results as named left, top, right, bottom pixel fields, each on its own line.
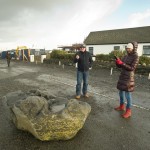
left=0, top=0, right=150, bottom=50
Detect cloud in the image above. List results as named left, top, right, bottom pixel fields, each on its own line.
left=0, top=0, right=122, bottom=50
left=128, top=9, right=150, bottom=27
left=58, top=0, right=122, bottom=44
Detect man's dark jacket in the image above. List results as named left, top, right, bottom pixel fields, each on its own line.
left=74, top=51, right=93, bottom=72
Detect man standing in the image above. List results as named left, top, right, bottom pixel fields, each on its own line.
left=6, top=51, right=11, bottom=67
left=74, top=45, right=93, bottom=99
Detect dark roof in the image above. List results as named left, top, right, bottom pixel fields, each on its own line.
left=58, top=46, right=73, bottom=49
left=84, top=26, right=150, bottom=45
left=58, top=44, right=84, bottom=50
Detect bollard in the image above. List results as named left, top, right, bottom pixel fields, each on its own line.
left=41, top=55, right=46, bottom=63
left=110, top=67, right=113, bottom=75
left=148, top=73, right=150, bottom=80
left=59, top=61, right=61, bottom=66
left=30, top=55, right=34, bottom=62
left=75, top=63, right=78, bottom=68
left=62, top=64, right=64, bottom=69
left=92, top=56, right=96, bottom=61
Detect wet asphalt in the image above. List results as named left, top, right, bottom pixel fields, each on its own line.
left=0, top=59, right=150, bottom=150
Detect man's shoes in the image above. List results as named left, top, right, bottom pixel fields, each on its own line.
left=75, top=95, right=80, bottom=99
left=84, top=93, right=89, bottom=98
left=76, top=94, right=89, bottom=99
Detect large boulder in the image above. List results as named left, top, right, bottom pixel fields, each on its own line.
left=3, top=90, right=91, bottom=141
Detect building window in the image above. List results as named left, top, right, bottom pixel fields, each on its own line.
left=114, top=46, right=120, bottom=50
left=89, top=47, right=93, bottom=55
left=143, top=45, right=150, bottom=55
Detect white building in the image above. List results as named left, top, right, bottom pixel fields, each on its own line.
left=84, top=26, right=150, bottom=56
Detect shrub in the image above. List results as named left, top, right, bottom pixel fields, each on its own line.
left=49, top=49, right=150, bottom=66
left=95, top=50, right=126, bottom=62
left=96, top=54, right=110, bottom=62
left=139, top=56, right=150, bottom=65
left=50, top=50, right=67, bottom=59
left=109, top=50, right=126, bottom=59
left=50, top=50, right=75, bottom=61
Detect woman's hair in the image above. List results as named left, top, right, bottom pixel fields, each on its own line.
left=131, top=41, right=138, bottom=52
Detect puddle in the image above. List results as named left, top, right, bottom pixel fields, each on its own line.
left=15, top=79, right=40, bottom=87
left=0, top=66, right=37, bottom=79
left=37, top=74, right=76, bottom=86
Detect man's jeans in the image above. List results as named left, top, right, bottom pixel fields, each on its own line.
left=76, top=70, right=89, bottom=96
left=119, top=90, right=132, bottom=109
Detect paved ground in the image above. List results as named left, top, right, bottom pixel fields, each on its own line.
left=0, top=59, right=150, bottom=150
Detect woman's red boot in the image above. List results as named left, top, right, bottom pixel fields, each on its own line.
left=122, top=109, right=131, bottom=118
left=114, top=104, right=125, bottom=111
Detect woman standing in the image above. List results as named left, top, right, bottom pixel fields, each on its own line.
left=115, top=41, right=139, bottom=118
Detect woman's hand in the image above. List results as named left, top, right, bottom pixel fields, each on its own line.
left=116, top=58, right=123, bottom=65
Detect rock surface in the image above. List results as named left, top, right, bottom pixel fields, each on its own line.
left=3, top=90, right=91, bottom=141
